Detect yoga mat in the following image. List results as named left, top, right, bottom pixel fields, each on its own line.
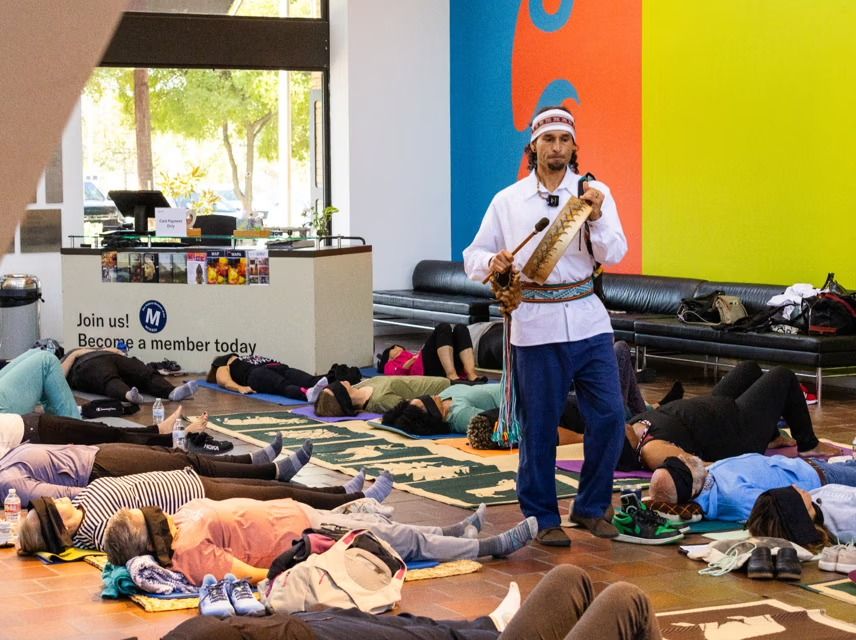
left=655, top=599, right=856, bottom=637
left=366, top=419, right=462, bottom=440
left=442, top=437, right=519, bottom=457
left=37, top=548, right=106, bottom=564
left=293, top=405, right=381, bottom=422
left=405, top=559, right=482, bottom=582
left=686, top=519, right=743, bottom=534
left=556, top=459, right=653, bottom=480
left=206, top=411, right=581, bottom=507
left=194, top=379, right=308, bottom=406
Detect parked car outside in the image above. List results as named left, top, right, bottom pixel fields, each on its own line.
left=84, top=181, right=127, bottom=228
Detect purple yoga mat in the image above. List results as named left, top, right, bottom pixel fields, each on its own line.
left=290, top=405, right=382, bottom=422
left=556, top=460, right=653, bottom=479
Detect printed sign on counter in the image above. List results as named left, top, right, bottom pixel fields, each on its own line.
left=155, top=207, right=188, bottom=237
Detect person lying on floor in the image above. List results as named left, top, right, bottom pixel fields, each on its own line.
left=376, top=322, right=488, bottom=384
left=62, top=347, right=197, bottom=404
left=102, top=497, right=538, bottom=585
left=0, top=407, right=211, bottom=457
left=17, top=465, right=392, bottom=554
left=314, top=375, right=450, bottom=417
left=163, top=564, right=662, bottom=640
left=0, top=431, right=316, bottom=506
left=0, top=348, right=80, bottom=418
left=648, top=452, right=856, bottom=523
left=746, top=483, right=856, bottom=553
left=207, top=354, right=359, bottom=401
left=381, top=354, right=680, bottom=443
left=620, top=361, right=836, bottom=472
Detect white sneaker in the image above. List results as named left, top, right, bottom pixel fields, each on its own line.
left=836, top=545, right=856, bottom=573
left=818, top=544, right=844, bottom=571
left=819, top=542, right=856, bottom=573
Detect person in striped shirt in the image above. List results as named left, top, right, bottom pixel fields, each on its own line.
left=17, top=466, right=392, bottom=554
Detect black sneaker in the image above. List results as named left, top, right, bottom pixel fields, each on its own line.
left=612, top=492, right=684, bottom=545
left=187, top=431, right=234, bottom=455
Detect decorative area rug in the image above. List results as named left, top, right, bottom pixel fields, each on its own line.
left=194, top=379, right=308, bottom=406
left=802, top=577, right=856, bottom=606
left=206, top=410, right=583, bottom=507
left=655, top=598, right=856, bottom=639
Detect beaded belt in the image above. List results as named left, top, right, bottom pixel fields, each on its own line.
left=521, top=276, right=594, bottom=304
left=804, top=457, right=827, bottom=485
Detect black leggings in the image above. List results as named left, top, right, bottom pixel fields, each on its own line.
left=89, top=443, right=277, bottom=481
left=421, top=323, right=473, bottom=377
left=69, top=353, right=175, bottom=399
left=22, top=413, right=172, bottom=447
left=199, top=477, right=365, bottom=511
left=712, top=361, right=819, bottom=452
left=247, top=365, right=322, bottom=400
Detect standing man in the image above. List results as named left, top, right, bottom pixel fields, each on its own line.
left=463, top=106, right=628, bottom=545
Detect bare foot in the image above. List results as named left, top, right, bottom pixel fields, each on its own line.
left=769, top=434, right=797, bottom=448
left=798, top=441, right=841, bottom=458
left=157, top=406, right=183, bottom=434
left=184, top=412, right=209, bottom=433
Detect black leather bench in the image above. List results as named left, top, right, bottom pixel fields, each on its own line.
left=373, top=260, right=856, bottom=401
left=373, top=260, right=495, bottom=327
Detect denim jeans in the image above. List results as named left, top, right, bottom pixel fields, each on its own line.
left=514, top=333, right=625, bottom=528
left=0, top=349, right=80, bottom=418
left=815, top=459, right=856, bottom=486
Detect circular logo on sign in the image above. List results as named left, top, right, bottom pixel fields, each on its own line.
left=139, top=300, right=167, bottom=333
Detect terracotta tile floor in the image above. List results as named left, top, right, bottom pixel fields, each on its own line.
left=4, top=338, right=856, bottom=639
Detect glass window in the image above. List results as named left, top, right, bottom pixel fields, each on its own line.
left=81, top=67, right=324, bottom=233
left=125, top=0, right=322, bottom=19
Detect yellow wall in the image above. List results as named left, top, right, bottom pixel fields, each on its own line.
left=643, top=0, right=856, bottom=285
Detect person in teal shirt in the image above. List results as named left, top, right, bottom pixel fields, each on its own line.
left=381, top=383, right=502, bottom=436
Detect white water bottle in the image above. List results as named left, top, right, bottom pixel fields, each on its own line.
left=172, top=416, right=188, bottom=451
left=152, top=398, right=165, bottom=425
left=4, top=489, right=21, bottom=530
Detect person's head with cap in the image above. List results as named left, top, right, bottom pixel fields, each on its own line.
left=648, top=454, right=707, bottom=504
left=103, top=506, right=176, bottom=566
left=17, top=497, right=80, bottom=555
left=525, top=105, right=579, bottom=174
left=746, top=485, right=832, bottom=553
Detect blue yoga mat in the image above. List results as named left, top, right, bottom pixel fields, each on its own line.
left=193, top=379, right=308, bottom=406
left=367, top=419, right=462, bottom=440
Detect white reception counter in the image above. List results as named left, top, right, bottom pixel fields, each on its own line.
left=61, top=244, right=374, bottom=373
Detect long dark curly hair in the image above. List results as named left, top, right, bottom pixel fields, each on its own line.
left=524, top=105, right=579, bottom=173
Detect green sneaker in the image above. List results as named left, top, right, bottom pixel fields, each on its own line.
left=613, top=493, right=685, bottom=545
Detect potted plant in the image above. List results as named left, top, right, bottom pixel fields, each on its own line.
left=301, top=204, right=339, bottom=245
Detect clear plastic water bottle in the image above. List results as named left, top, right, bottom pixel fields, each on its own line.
left=152, top=397, right=165, bottom=425
left=172, top=416, right=188, bottom=451
left=4, top=489, right=21, bottom=530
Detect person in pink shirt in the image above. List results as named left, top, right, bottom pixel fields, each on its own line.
left=377, top=323, right=487, bottom=383
left=103, top=497, right=537, bottom=584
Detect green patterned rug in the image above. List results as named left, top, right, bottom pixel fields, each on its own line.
left=207, top=410, right=582, bottom=508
